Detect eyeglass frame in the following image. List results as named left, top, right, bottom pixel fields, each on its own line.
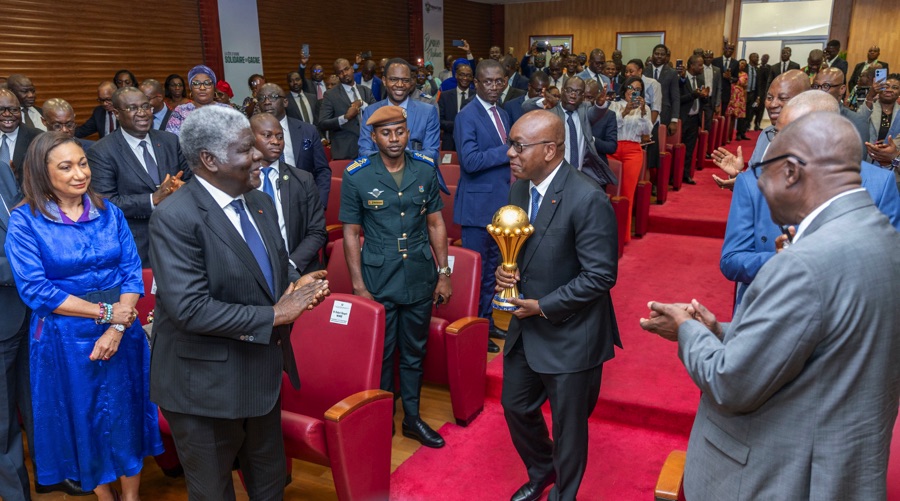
left=750, top=153, right=807, bottom=179
left=191, top=80, right=215, bottom=88
left=506, top=139, right=560, bottom=153
left=256, top=93, right=285, bottom=102
left=116, top=103, right=153, bottom=114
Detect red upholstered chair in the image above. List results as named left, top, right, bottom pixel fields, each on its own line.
left=889, top=415, right=900, bottom=500
left=694, top=129, right=708, bottom=178
left=604, top=157, right=627, bottom=257
left=656, top=125, right=672, bottom=204
left=135, top=268, right=155, bottom=325
left=708, top=118, right=720, bottom=154
left=666, top=122, right=686, bottom=191
left=439, top=150, right=458, bottom=165
left=324, top=145, right=332, bottom=162
left=329, top=159, right=351, bottom=178
left=440, top=163, right=461, bottom=187
left=281, top=293, right=393, bottom=501
left=715, top=117, right=726, bottom=150
left=325, top=177, right=343, bottom=258
left=441, top=185, right=462, bottom=245
left=327, top=240, right=488, bottom=426
left=424, top=246, right=489, bottom=425
left=633, top=149, right=652, bottom=238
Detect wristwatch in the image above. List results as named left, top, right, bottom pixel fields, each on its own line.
left=111, top=324, right=125, bottom=333
left=438, top=266, right=452, bottom=277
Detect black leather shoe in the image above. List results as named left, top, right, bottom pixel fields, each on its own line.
left=402, top=417, right=445, bottom=448
left=683, top=178, right=697, bottom=185
left=489, top=327, right=507, bottom=340
left=35, top=479, right=91, bottom=496
left=488, top=339, right=501, bottom=353
left=510, top=472, right=556, bottom=501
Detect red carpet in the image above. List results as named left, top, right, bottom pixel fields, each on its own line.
left=392, top=233, right=735, bottom=499
left=647, top=131, right=759, bottom=239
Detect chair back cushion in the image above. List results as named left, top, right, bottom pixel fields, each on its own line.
left=325, top=177, right=343, bottom=226
left=432, top=246, right=481, bottom=321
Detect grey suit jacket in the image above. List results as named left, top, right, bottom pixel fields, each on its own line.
left=149, top=180, right=301, bottom=419
left=679, top=191, right=900, bottom=500
left=88, top=128, right=191, bottom=265
left=504, top=162, right=621, bottom=373
left=0, top=161, right=26, bottom=339
left=10, top=125, right=40, bottom=182
left=546, top=103, right=617, bottom=187
left=644, top=65, right=680, bottom=125
left=318, top=84, right=376, bottom=160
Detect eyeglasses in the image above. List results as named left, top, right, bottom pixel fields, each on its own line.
left=97, top=98, right=112, bottom=104
left=506, top=139, right=558, bottom=153
left=168, top=82, right=185, bottom=88
left=191, top=80, right=214, bottom=88
left=562, top=88, right=584, bottom=96
left=118, top=103, right=153, bottom=114
left=387, top=77, right=412, bottom=85
left=811, top=83, right=838, bottom=91
left=477, top=78, right=505, bottom=88
left=765, top=128, right=779, bottom=143
left=48, top=121, right=77, bottom=131
left=0, top=107, right=22, bottom=115
left=750, top=153, right=806, bottom=179
left=256, top=94, right=284, bottom=102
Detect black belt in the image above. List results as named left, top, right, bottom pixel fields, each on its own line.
left=364, top=231, right=428, bottom=253
left=77, top=286, right=121, bottom=304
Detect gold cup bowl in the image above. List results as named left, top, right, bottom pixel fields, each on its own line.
left=487, top=205, right=534, bottom=311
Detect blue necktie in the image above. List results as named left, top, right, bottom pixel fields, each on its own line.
left=0, top=135, right=10, bottom=166
left=530, top=187, right=541, bottom=224
left=229, top=199, right=275, bottom=295
left=139, top=141, right=161, bottom=185
left=261, top=166, right=276, bottom=202
left=566, top=111, right=579, bottom=168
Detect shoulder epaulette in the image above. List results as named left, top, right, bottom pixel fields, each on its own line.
left=346, top=156, right=370, bottom=175
left=412, top=152, right=435, bottom=166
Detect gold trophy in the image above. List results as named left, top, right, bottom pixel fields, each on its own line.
left=488, top=205, right=534, bottom=311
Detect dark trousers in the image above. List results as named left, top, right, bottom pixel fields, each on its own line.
left=461, top=225, right=499, bottom=330
left=682, top=113, right=701, bottom=179
left=0, top=314, right=31, bottom=501
left=750, top=91, right=766, bottom=129
left=162, top=403, right=285, bottom=501
left=738, top=91, right=758, bottom=135
left=501, top=338, right=603, bottom=501
left=646, top=125, right=660, bottom=170
left=379, top=296, right=433, bottom=418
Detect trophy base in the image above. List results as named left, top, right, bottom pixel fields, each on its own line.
left=492, top=293, right=522, bottom=312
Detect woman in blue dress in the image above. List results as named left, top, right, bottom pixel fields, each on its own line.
left=4, top=132, right=162, bottom=501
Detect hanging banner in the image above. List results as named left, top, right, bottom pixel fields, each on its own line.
left=218, top=0, right=264, bottom=103
left=423, top=0, right=444, bottom=70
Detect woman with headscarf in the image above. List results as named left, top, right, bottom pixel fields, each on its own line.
left=164, top=65, right=231, bottom=136
left=440, top=58, right=475, bottom=93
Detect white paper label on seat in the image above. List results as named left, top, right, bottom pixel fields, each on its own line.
left=330, top=301, right=352, bottom=325
left=448, top=255, right=455, bottom=272
left=442, top=153, right=452, bottom=164
left=151, top=278, right=157, bottom=295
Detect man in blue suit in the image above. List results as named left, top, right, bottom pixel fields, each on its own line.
left=455, top=59, right=512, bottom=351
left=505, top=71, right=550, bottom=126
left=355, top=60, right=384, bottom=101
left=721, top=91, right=900, bottom=308
left=359, top=59, right=442, bottom=176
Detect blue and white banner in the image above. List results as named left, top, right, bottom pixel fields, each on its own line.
left=423, top=0, right=444, bottom=71
left=218, top=0, right=264, bottom=103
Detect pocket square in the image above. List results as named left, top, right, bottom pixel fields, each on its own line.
left=303, top=138, right=313, bottom=151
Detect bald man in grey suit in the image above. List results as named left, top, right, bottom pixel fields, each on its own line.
left=642, top=112, right=900, bottom=500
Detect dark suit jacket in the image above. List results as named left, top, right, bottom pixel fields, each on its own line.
left=504, top=94, right=528, bottom=126
left=453, top=98, right=511, bottom=227
left=285, top=91, right=320, bottom=126
left=148, top=181, right=301, bottom=419
left=828, top=57, right=849, bottom=82
left=87, top=128, right=191, bottom=265
left=504, top=162, right=621, bottom=373
left=0, top=161, right=26, bottom=339
left=283, top=117, right=330, bottom=208
left=644, top=65, right=680, bottom=125
left=318, top=84, right=376, bottom=160
left=75, top=105, right=117, bottom=139
left=587, top=106, right=618, bottom=166
left=849, top=61, right=890, bottom=90
left=548, top=103, right=617, bottom=187
left=438, top=88, right=472, bottom=151
left=508, top=72, right=529, bottom=92
left=354, top=73, right=383, bottom=101
left=768, top=61, right=802, bottom=89
left=273, top=160, right=327, bottom=274
left=679, top=73, right=709, bottom=120
left=299, top=65, right=327, bottom=98
left=502, top=87, right=526, bottom=105
left=9, top=126, right=40, bottom=182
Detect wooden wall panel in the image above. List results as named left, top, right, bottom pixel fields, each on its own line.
left=844, top=0, right=900, bottom=73
left=504, top=1, right=727, bottom=65
left=0, top=0, right=203, bottom=129
left=443, top=0, right=494, bottom=62
left=257, top=0, right=410, bottom=90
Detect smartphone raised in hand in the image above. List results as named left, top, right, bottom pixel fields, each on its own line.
left=875, top=68, right=887, bottom=84
left=452, top=40, right=465, bottom=47
left=301, top=44, right=310, bottom=58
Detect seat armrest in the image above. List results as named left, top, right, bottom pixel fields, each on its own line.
left=444, top=317, right=488, bottom=425
left=325, top=389, right=393, bottom=422
left=655, top=450, right=686, bottom=501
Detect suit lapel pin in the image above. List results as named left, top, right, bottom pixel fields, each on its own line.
left=283, top=175, right=289, bottom=181
left=258, top=209, right=263, bottom=214
left=551, top=200, right=557, bottom=204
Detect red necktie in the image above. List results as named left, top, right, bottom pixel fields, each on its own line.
left=317, top=82, right=324, bottom=99
left=489, top=106, right=507, bottom=143
left=107, top=111, right=115, bottom=134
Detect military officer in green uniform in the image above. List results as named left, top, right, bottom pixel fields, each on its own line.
left=340, top=105, right=452, bottom=448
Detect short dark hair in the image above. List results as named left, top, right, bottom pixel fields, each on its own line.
left=114, top=69, right=137, bottom=87
left=688, top=54, right=704, bottom=66
left=827, top=39, right=841, bottom=49
left=619, top=76, right=644, bottom=100
left=627, top=58, right=645, bottom=71
left=653, top=44, right=668, bottom=54
left=384, top=58, right=413, bottom=77
left=530, top=71, right=550, bottom=87
left=111, top=86, right=142, bottom=108
left=21, top=132, right=105, bottom=218
left=475, top=58, right=504, bottom=79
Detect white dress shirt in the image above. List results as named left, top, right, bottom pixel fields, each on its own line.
left=528, top=160, right=563, bottom=220
left=23, top=107, right=47, bottom=131
left=279, top=116, right=295, bottom=167
left=256, top=162, right=288, bottom=249
left=476, top=95, right=506, bottom=141
left=609, top=101, right=653, bottom=143
left=457, top=87, right=469, bottom=111
left=194, top=175, right=264, bottom=246
left=0, top=128, right=20, bottom=163
left=338, top=83, right=368, bottom=126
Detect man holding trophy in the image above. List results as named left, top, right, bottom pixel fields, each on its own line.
left=494, top=110, right=621, bottom=501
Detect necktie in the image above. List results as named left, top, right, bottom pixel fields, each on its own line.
left=23, top=109, right=35, bottom=128
left=139, top=141, right=161, bottom=185
left=566, top=111, right=579, bottom=168
left=107, top=111, right=116, bottom=135
left=750, top=67, right=756, bottom=90
left=595, top=73, right=602, bottom=85
left=689, top=76, right=700, bottom=115
left=317, top=82, right=324, bottom=100
left=654, top=67, right=659, bottom=80
left=298, top=95, right=311, bottom=123
left=0, top=135, right=9, bottom=166
left=459, top=90, right=467, bottom=111
left=351, top=86, right=361, bottom=103
left=529, top=187, right=541, bottom=224
left=229, top=199, right=274, bottom=295
left=489, top=106, right=507, bottom=143
left=261, top=166, right=276, bottom=202
left=783, top=62, right=787, bottom=73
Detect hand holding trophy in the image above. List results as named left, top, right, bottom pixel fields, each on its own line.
left=488, top=205, right=534, bottom=311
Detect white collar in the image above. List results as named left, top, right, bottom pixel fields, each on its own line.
left=476, top=95, right=499, bottom=112
left=1, top=127, right=20, bottom=142
left=529, top=160, right=564, bottom=198
left=194, top=174, right=246, bottom=212
left=793, top=188, right=866, bottom=242
left=121, top=129, right=150, bottom=149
